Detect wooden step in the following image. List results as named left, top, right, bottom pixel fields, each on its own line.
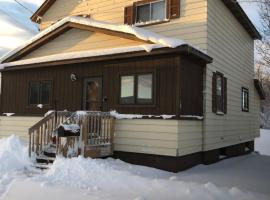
left=36, top=155, right=55, bottom=164
left=32, top=163, right=52, bottom=170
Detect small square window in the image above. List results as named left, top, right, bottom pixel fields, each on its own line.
left=120, top=73, right=154, bottom=105
left=120, top=76, right=135, bottom=104
left=29, top=81, right=52, bottom=105
left=242, top=87, right=249, bottom=112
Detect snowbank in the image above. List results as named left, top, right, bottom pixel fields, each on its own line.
left=0, top=135, right=31, bottom=197
left=0, top=135, right=30, bottom=174
left=34, top=156, right=267, bottom=200
left=256, top=129, right=270, bottom=156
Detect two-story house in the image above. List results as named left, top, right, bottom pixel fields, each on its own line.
left=0, top=0, right=265, bottom=172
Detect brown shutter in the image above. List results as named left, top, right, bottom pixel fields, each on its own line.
left=212, top=72, right=217, bottom=113
left=223, top=77, right=227, bottom=114
left=167, top=0, right=180, bottom=19
left=124, top=5, right=134, bottom=25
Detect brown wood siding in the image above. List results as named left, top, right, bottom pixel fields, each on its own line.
left=1, top=54, right=205, bottom=117
left=179, top=55, right=204, bottom=116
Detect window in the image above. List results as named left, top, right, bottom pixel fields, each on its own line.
left=216, top=74, right=223, bottom=112
left=136, top=0, right=166, bottom=24
left=120, top=74, right=153, bottom=104
left=242, top=87, right=249, bottom=112
left=29, top=81, right=52, bottom=105
left=120, top=76, right=135, bottom=104
left=212, top=72, right=227, bottom=114
left=137, top=74, right=153, bottom=103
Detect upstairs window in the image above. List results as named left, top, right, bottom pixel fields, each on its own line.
left=29, top=81, right=52, bottom=105
left=120, top=74, right=153, bottom=104
left=212, top=72, right=227, bottom=114
left=136, top=0, right=166, bottom=24
left=124, top=0, right=180, bottom=25
left=242, top=87, right=249, bottom=112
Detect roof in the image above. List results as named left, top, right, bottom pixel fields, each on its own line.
left=221, top=0, right=261, bottom=40
left=1, top=16, right=202, bottom=63
left=0, top=16, right=212, bottom=70
left=254, top=79, right=266, bottom=100
left=0, top=45, right=213, bottom=71
left=30, top=0, right=261, bottom=40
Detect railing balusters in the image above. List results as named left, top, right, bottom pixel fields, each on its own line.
left=29, top=111, right=115, bottom=158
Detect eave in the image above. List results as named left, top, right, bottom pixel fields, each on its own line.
left=221, top=0, right=261, bottom=40
left=31, top=0, right=56, bottom=22
left=0, top=45, right=213, bottom=72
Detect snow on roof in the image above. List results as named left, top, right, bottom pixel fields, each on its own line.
left=0, top=44, right=166, bottom=69
left=0, top=16, right=187, bottom=62
left=0, top=16, right=208, bottom=69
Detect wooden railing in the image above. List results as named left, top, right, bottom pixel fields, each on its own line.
left=29, top=111, right=115, bottom=158
left=28, top=111, right=72, bottom=157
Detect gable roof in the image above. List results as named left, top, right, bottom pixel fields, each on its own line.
left=0, top=16, right=190, bottom=63
left=0, top=16, right=212, bottom=69
left=30, top=0, right=261, bottom=40
left=0, top=45, right=212, bottom=71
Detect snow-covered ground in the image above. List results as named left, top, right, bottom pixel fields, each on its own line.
left=0, top=130, right=269, bottom=200
left=256, top=129, right=270, bottom=156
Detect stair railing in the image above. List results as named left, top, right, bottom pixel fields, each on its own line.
left=29, top=111, right=115, bottom=158
left=28, top=111, right=72, bottom=157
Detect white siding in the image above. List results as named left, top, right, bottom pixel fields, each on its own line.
left=115, top=119, right=203, bottom=156
left=0, top=116, right=42, bottom=141
left=40, top=0, right=208, bottom=50
left=203, top=0, right=260, bottom=151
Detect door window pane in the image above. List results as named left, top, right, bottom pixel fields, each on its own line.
left=40, top=81, right=52, bottom=104
left=137, top=74, right=152, bottom=103
left=29, top=82, right=39, bottom=105
left=120, top=76, right=135, bottom=104
left=151, top=1, right=165, bottom=21
left=86, top=81, right=99, bottom=111
left=136, top=4, right=150, bottom=23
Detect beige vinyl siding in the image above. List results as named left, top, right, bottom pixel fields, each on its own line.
left=178, top=120, right=203, bottom=155
left=114, top=119, right=203, bottom=156
left=0, top=116, right=42, bottom=141
left=203, top=0, right=259, bottom=151
left=23, top=29, right=145, bottom=59
left=40, top=0, right=208, bottom=50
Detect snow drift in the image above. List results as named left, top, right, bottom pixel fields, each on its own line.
left=0, top=135, right=30, bottom=174
left=0, top=135, right=31, bottom=197
left=35, top=156, right=266, bottom=200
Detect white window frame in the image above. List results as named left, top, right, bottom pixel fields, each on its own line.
left=135, top=0, right=167, bottom=25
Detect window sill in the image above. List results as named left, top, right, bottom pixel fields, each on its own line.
left=216, top=111, right=225, bottom=116
left=134, top=19, right=170, bottom=27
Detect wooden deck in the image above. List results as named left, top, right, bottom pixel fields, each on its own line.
left=29, top=111, right=115, bottom=162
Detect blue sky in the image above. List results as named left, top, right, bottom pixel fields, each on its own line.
left=0, top=0, right=262, bottom=57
